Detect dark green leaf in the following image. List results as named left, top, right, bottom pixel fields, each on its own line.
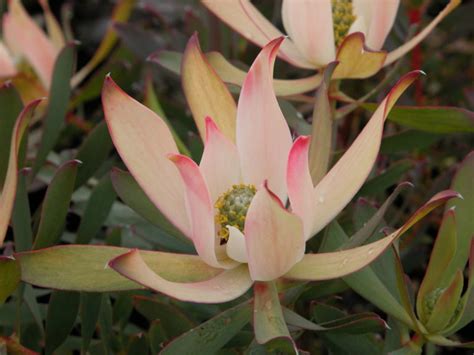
left=356, top=160, right=413, bottom=198
left=110, top=168, right=189, bottom=243
left=32, top=43, right=76, bottom=175
left=12, top=170, right=33, bottom=252
left=74, top=121, right=113, bottom=188
left=0, top=83, right=23, bottom=186
left=134, top=296, right=195, bottom=338
left=381, top=130, right=441, bottom=155
left=45, top=291, right=80, bottom=355
left=363, top=103, right=474, bottom=133
left=76, top=174, right=116, bottom=244
left=127, top=334, right=148, bottom=353
left=161, top=301, right=252, bottom=355
left=322, top=222, right=414, bottom=327
left=312, top=303, right=383, bottom=355
left=23, top=285, right=45, bottom=335
left=33, top=160, right=80, bottom=249
left=446, top=152, right=474, bottom=272
left=80, top=292, right=102, bottom=353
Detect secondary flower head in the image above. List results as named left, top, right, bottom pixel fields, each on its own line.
left=202, top=0, right=460, bottom=79
left=102, top=37, right=455, bottom=303
left=0, top=0, right=62, bottom=92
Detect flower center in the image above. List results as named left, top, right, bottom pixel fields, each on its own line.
left=214, top=184, right=257, bottom=243
left=332, top=0, right=356, bottom=47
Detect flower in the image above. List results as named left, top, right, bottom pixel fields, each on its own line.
left=0, top=0, right=62, bottom=93
left=201, top=0, right=460, bottom=81
left=102, top=37, right=456, bottom=303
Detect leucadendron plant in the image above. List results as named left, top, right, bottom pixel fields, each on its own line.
left=8, top=38, right=460, bottom=351
left=400, top=152, right=474, bottom=351
left=198, top=0, right=460, bottom=94
left=322, top=152, right=474, bottom=352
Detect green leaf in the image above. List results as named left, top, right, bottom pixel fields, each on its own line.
left=74, top=121, right=113, bottom=188
left=75, top=174, right=116, bottom=244
left=12, top=170, right=33, bottom=252
left=23, top=284, right=45, bottom=335
left=283, top=307, right=385, bottom=334
left=416, top=209, right=457, bottom=323
left=0, top=84, right=23, bottom=186
left=356, top=160, right=414, bottom=198
left=278, top=99, right=311, bottom=135
left=98, top=296, right=115, bottom=351
left=80, top=292, right=102, bottom=353
left=0, top=257, right=20, bottom=304
left=312, top=303, right=383, bottom=355
left=33, top=160, right=80, bottom=249
left=445, top=240, right=474, bottom=335
left=110, top=168, right=189, bottom=243
left=363, top=103, right=474, bottom=133
left=322, top=222, right=414, bottom=327
left=160, top=301, right=252, bottom=355
left=446, top=152, right=474, bottom=272
left=112, top=291, right=133, bottom=327
left=149, top=320, right=167, bottom=353
left=381, top=130, right=441, bottom=155
left=345, top=183, right=412, bottom=249
left=253, top=282, right=294, bottom=348
left=133, top=296, right=195, bottom=338
left=127, top=333, right=148, bottom=354
left=45, top=291, right=80, bottom=355
left=16, top=245, right=221, bottom=292
left=144, top=75, right=191, bottom=156
left=425, top=270, right=464, bottom=333
left=32, top=43, right=76, bottom=176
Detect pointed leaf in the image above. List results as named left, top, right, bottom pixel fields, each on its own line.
left=33, top=160, right=80, bottom=249
left=75, top=174, right=116, bottom=244
left=16, top=245, right=222, bottom=292
left=32, top=43, right=76, bottom=176
left=133, top=296, right=195, bottom=338
left=0, top=84, right=23, bottom=187
left=0, top=257, right=20, bottom=304
left=425, top=270, right=464, bottom=333
left=446, top=152, right=474, bottom=272
left=323, top=222, right=414, bottom=327
left=45, top=291, right=80, bottom=355
left=343, top=183, right=412, bottom=249
left=160, top=301, right=252, bottom=355
left=285, top=190, right=459, bottom=281
left=74, top=121, right=113, bottom=188
left=362, top=104, right=474, bottom=133
left=0, top=99, right=41, bottom=246
left=80, top=292, right=102, bottom=353
left=110, top=168, right=188, bottom=243
left=417, top=209, right=457, bottom=323
left=12, top=170, right=33, bottom=252
left=445, top=239, right=474, bottom=334
left=283, top=307, right=385, bottom=334
left=182, top=33, right=236, bottom=142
